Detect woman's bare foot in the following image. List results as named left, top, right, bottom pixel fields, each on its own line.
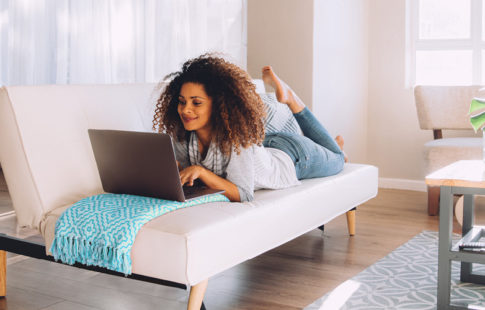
left=262, top=66, right=305, bottom=113
left=335, top=135, right=349, bottom=163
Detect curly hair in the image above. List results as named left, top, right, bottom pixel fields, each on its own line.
left=153, top=54, right=266, bottom=156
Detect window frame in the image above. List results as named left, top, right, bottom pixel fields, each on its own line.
left=407, top=0, right=485, bottom=86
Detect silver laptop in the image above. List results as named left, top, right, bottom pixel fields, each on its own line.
left=88, top=129, right=224, bottom=202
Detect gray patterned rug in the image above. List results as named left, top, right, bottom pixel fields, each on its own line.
left=305, top=231, right=485, bottom=310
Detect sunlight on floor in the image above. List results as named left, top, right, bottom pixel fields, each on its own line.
left=318, top=280, right=360, bottom=310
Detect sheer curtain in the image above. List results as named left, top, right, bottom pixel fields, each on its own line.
left=0, top=0, right=247, bottom=86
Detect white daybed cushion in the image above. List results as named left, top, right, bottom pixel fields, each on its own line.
left=41, top=163, right=378, bottom=286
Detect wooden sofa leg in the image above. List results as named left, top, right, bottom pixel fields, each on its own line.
left=0, top=250, right=5, bottom=297
left=187, top=279, right=208, bottom=310
left=427, top=185, right=440, bottom=216
left=346, top=210, right=356, bottom=236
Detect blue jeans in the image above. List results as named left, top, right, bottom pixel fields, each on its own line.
left=263, top=107, right=345, bottom=179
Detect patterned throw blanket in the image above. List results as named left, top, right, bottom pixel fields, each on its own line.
left=50, top=193, right=229, bottom=275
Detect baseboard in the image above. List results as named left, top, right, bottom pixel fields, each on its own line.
left=379, top=177, right=426, bottom=192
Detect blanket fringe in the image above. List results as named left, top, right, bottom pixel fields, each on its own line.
left=51, top=235, right=132, bottom=275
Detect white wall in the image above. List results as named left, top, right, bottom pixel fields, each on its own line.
left=247, top=0, right=314, bottom=109
left=249, top=0, right=466, bottom=186
left=313, top=0, right=369, bottom=164
left=368, top=0, right=421, bottom=184
left=248, top=0, right=369, bottom=163
left=367, top=0, right=477, bottom=190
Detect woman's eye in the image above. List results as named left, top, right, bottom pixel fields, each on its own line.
left=193, top=101, right=202, bottom=106
left=178, top=100, right=186, bottom=105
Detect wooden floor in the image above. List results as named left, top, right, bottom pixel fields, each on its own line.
left=1, top=170, right=484, bottom=310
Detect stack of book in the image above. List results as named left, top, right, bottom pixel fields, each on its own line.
left=459, top=241, right=485, bottom=252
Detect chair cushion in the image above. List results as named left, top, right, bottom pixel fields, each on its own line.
left=424, top=137, right=482, bottom=174
left=40, top=163, right=378, bottom=286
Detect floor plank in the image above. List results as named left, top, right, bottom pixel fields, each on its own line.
left=0, top=285, right=63, bottom=310
left=1, top=174, right=484, bottom=310
left=40, top=301, right=100, bottom=310
left=6, top=265, right=186, bottom=310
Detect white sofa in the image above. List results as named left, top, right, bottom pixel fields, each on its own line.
left=414, top=86, right=482, bottom=215
left=0, top=82, right=378, bottom=308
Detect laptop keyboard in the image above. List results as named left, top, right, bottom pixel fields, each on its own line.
left=183, top=186, right=201, bottom=196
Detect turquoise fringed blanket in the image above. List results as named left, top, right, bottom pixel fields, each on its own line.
left=50, top=193, right=229, bottom=275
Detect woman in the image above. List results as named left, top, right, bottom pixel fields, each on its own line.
left=153, top=54, right=346, bottom=202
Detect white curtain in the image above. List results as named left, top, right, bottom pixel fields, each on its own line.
left=0, top=0, right=247, bottom=86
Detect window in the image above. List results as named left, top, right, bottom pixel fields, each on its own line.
left=0, top=0, right=247, bottom=86
left=408, top=0, right=484, bottom=86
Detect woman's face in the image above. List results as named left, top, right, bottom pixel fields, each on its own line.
left=177, top=82, right=213, bottom=133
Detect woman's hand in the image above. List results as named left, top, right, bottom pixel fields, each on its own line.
left=179, top=165, right=204, bottom=186
left=178, top=165, right=241, bottom=202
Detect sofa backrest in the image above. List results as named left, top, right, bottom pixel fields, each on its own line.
left=0, top=80, right=267, bottom=229
left=0, top=84, right=159, bottom=229
left=414, top=85, right=483, bottom=130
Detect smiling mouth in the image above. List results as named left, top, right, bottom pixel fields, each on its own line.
left=182, top=115, right=198, bottom=123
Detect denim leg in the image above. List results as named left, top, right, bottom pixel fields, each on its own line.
left=299, top=137, right=344, bottom=178
left=263, top=133, right=299, bottom=164
left=293, top=107, right=343, bottom=155
left=264, top=132, right=345, bottom=179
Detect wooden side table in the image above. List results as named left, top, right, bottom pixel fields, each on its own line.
left=426, top=160, right=485, bottom=309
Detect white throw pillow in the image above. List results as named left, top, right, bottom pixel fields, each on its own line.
left=259, top=92, right=302, bottom=135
